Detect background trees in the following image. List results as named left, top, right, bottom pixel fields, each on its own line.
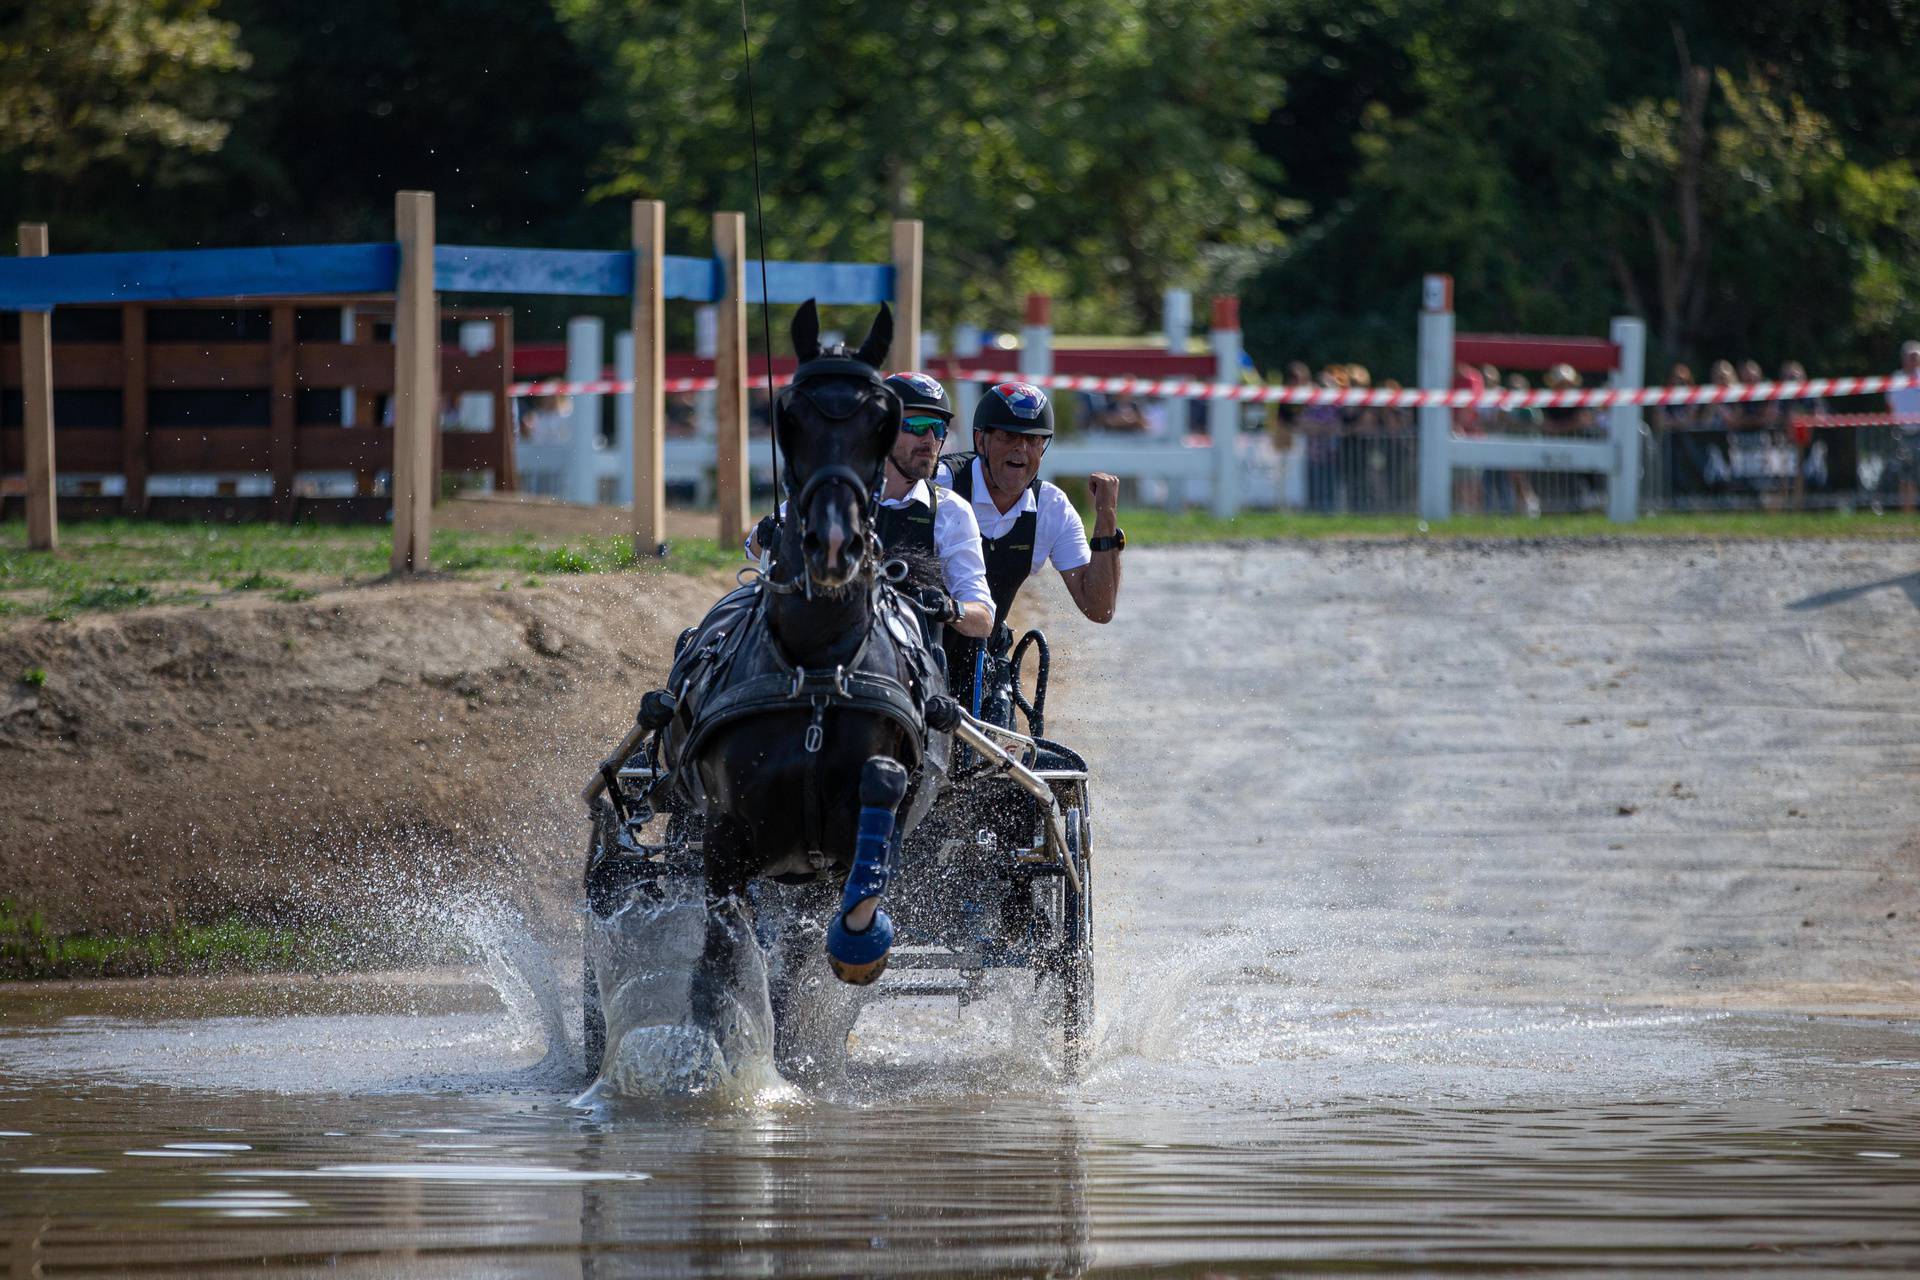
left=1, top=0, right=1915, bottom=376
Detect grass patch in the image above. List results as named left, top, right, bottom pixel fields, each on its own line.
left=0, top=900, right=337, bottom=979
left=61, top=582, right=154, bottom=611
left=1104, top=507, right=1920, bottom=546
left=0, top=518, right=740, bottom=617
left=274, top=587, right=316, bottom=603
left=19, top=666, right=45, bottom=688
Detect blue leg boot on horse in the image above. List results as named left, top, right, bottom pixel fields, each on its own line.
left=826, top=758, right=909, bottom=984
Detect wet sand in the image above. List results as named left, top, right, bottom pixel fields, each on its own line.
left=1026, top=539, right=1920, bottom=1015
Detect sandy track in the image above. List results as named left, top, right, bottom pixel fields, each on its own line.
left=1023, top=540, right=1920, bottom=1015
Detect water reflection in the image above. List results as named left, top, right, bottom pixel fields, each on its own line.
left=571, top=1104, right=1091, bottom=1279
left=2, top=983, right=1918, bottom=1274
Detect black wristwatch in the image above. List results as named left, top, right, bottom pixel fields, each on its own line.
left=1088, top=528, right=1126, bottom=553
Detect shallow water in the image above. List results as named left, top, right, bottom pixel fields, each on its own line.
left=1, top=972, right=1916, bottom=1276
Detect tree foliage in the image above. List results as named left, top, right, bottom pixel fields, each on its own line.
left=0, top=0, right=1916, bottom=374
left=559, top=0, right=1284, bottom=332
left=0, top=0, right=249, bottom=238
left=1245, top=0, right=1920, bottom=378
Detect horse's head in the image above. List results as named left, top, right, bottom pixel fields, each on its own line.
left=776, top=299, right=899, bottom=590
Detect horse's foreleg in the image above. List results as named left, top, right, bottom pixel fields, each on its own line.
left=825, top=757, right=909, bottom=985
left=692, top=816, right=752, bottom=1035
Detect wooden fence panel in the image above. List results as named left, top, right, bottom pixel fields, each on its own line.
left=0, top=299, right=517, bottom=518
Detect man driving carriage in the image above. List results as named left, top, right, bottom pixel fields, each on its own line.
left=746, top=369, right=994, bottom=644
left=936, top=380, right=1125, bottom=718
left=584, top=309, right=1100, bottom=1083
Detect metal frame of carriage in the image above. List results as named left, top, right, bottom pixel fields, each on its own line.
left=580, top=623, right=1097, bottom=1076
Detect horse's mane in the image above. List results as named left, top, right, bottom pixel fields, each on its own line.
left=887, top=547, right=945, bottom=595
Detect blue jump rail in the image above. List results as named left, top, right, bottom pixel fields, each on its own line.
left=0, top=244, right=399, bottom=311
left=0, top=241, right=895, bottom=310
left=435, top=245, right=894, bottom=306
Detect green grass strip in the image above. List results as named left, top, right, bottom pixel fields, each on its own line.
left=0, top=519, right=739, bottom=616
left=0, top=900, right=338, bottom=979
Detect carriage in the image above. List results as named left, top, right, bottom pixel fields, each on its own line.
left=581, top=619, right=1097, bottom=1079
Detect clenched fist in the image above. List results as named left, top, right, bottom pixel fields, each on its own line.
left=1088, top=472, right=1120, bottom=515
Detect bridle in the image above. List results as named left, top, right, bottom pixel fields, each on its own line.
left=766, top=351, right=900, bottom=600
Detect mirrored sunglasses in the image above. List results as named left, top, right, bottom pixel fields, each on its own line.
left=901, top=415, right=948, bottom=440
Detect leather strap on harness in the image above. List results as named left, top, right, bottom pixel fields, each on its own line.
left=680, top=667, right=926, bottom=767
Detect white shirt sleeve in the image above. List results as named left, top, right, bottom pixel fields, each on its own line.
left=932, top=495, right=994, bottom=610
left=1041, top=483, right=1092, bottom=573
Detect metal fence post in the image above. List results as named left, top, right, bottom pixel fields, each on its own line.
left=952, top=323, right=983, bottom=437
left=1608, top=316, right=1646, bottom=524
left=563, top=315, right=604, bottom=505
left=1208, top=296, right=1241, bottom=519
left=1162, top=286, right=1192, bottom=498
left=1019, top=293, right=1052, bottom=381
left=613, top=329, right=635, bottom=508
left=1416, top=273, right=1454, bottom=522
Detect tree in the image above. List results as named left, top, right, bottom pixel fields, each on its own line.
left=0, top=0, right=249, bottom=240
left=560, top=0, right=1285, bottom=334
left=1604, top=55, right=1920, bottom=369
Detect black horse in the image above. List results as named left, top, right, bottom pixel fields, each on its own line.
left=586, top=300, right=956, bottom=1084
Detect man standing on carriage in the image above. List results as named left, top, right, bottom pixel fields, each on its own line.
left=746, top=372, right=995, bottom=644
left=936, top=381, right=1124, bottom=713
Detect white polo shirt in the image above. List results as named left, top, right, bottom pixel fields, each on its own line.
left=752, top=480, right=993, bottom=610
left=936, top=458, right=1092, bottom=576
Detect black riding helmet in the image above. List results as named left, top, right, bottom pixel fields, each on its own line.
left=882, top=371, right=954, bottom=421
left=973, top=380, right=1054, bottom=437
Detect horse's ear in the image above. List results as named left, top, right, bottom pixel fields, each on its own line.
left=791, top=299, right=821, bottom=363
left=854, top=303, right=893, bottom=368
left=875, top=383, right=903, bottom=452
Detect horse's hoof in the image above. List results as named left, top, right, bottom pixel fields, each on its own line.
left=827, top=952, right=890, bottom=985
left=825, top=908, right=892, bottom=985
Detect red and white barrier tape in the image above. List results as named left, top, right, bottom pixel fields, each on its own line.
left=508, top=369, right=1920, bottom=410
left=510, top=376, right=722, bottom=396
left=1787, top=412, right=1920, bottom=429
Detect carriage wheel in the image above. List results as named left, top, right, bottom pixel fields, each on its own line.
left=1059, top=806, right=1095, bottom=1080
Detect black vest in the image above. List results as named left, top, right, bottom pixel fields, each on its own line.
left=944, top=454, right=1039, bottom=625
left=941, top=454, right=1041, bottom=708
left=872, top=482, right=937, bottom=557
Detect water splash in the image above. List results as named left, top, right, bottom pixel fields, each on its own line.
left=574, top=887, right=790, bottom=1109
